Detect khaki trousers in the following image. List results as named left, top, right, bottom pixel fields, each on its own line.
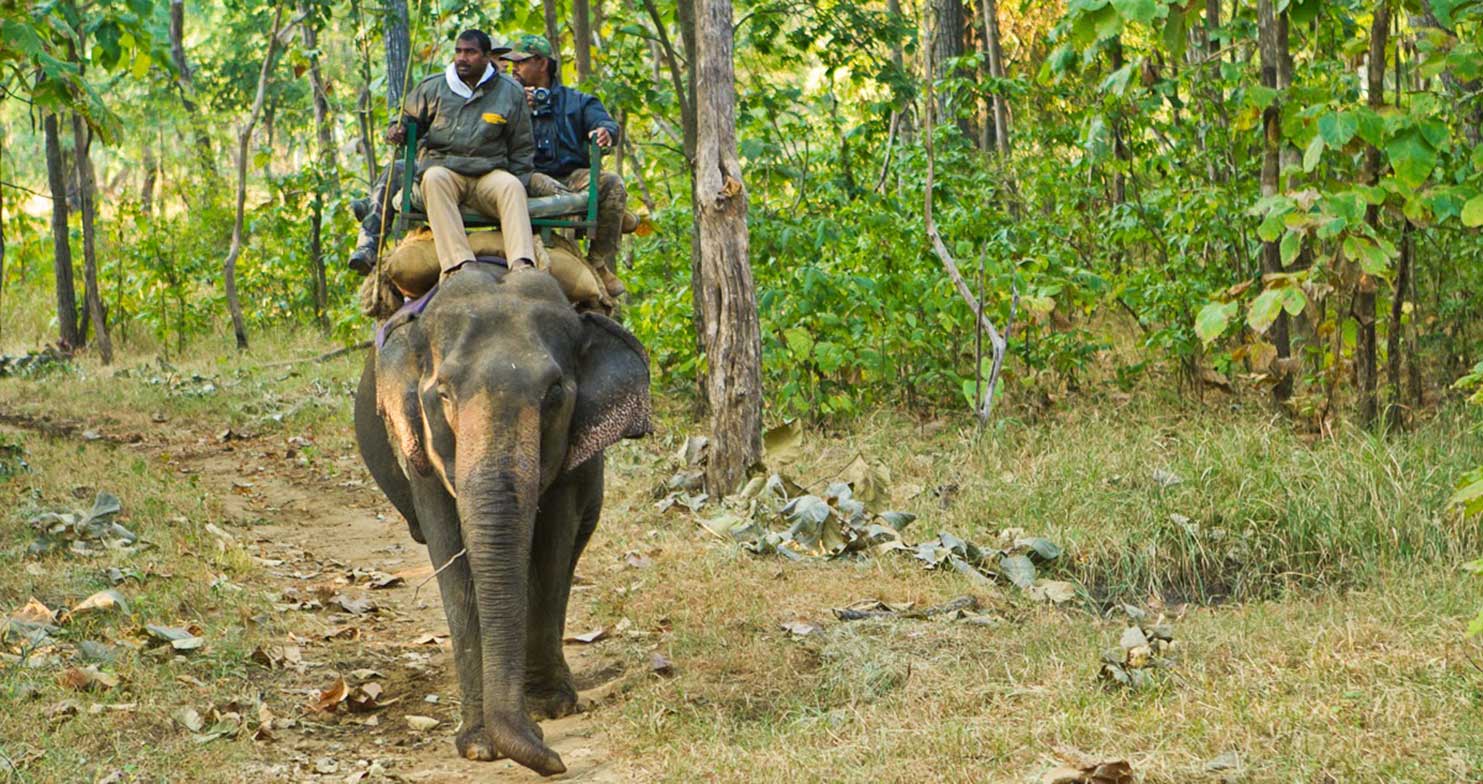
left=418, top=166, right=535, bottom=271
left=527, top=170, right=627, bottom=273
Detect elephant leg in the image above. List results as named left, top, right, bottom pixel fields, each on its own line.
left=407, top=475, right=495, bottom=761
left=354, top=354, right=424, bottom=543
left=524, top=457, right=604, bottom=720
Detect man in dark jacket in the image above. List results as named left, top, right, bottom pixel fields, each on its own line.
left=503, top=34, right=628, bottom=298
left=350, top=30, right=536, bottom=275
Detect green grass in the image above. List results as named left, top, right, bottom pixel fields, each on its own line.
left=0, top=329, right=1479, bottom=781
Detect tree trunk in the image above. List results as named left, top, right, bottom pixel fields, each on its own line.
left=385, top=0, right=410, bottom=110
left=1357, top=2, right=1389, bottom=427
left=141, top=142, right=157, bottom=215
left=169, top=0, right=215, bottom=174
left=929, top=0, right=969, bottom=137
left=543, top=0, right=562, bottom=64
left=72, top=115, right=112, bottom=363
left=1108, top=38, right=1129, bottom=205
left=674, top=0, right=707, bottom=375
left=303, top=7, right=334, bottom=330
left=573, top=0, right=593, bottom=82
left=224, top=7, right=288, bottom=351
left=983, top=0, right=1009, bottom=154
left=1257, top=0, right=1293, bottom=404
left=45, top=113, right=82, bottom=350
left=694, top=0, right=761, bottom=496
left=0, top=130, right=6, bottom=342
left=1385, top=221, right=1412, bottom=429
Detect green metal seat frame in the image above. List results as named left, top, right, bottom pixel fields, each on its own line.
left=392, top=119, right=602, bottom=247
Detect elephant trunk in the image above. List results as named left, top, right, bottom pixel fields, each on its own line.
left=456, top=404, right=565, bottom=776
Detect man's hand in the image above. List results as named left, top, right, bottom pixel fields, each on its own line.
left=589, top=128, right=613, bottom=148
left=385, top=123, right=406, bottom=145
left=525, top=85, right=536, bottom=108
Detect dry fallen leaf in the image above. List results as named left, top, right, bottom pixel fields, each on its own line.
left=65, top=589, right=129, bottom=621
left=57, top=665, right=118, bottom=692
left=1044, top=748, right=1135, bottom=784
left=308, top=677, right=349, bottom=713
left=780, top=620, right=823, bottom=638
left=650, top=652, right=675, bottom=677
left=411, top=633, right=448, bottom=646
left=12, top=598, right=57, bottom=625
left=563, top=627, right=608, bottom=644
left=173, top=706, right=206, bottom=733
left=405, top=715, right=440, bottom=731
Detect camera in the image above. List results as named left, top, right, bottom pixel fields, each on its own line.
left=530, top=87, right=553, bottom=117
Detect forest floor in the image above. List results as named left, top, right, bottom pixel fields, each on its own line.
left=1, top=330, right=1482, bottom=783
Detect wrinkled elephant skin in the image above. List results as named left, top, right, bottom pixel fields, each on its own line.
left=353, top=266, right=651, bottom=776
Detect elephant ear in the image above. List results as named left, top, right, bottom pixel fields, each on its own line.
left=376, top=330, right=432, bottom=478
left=564, top=312, right=652, bottom=472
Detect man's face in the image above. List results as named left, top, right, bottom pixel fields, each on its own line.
left=510, top=56, right=547, bottom=87
left=453, top=39, right=490, bottom=79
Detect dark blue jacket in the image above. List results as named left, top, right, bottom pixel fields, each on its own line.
left=532, top=80, right=620, bottom=179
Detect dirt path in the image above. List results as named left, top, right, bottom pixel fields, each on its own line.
left=11, top=411, right=635, bottom=783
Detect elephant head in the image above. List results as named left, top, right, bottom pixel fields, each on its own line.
left=373, top=266, right=649, bottom=773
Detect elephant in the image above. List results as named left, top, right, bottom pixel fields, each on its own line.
left=353, top=264, right=651, bottom=776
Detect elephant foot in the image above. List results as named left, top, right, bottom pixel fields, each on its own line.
left=488, top=709, right=565, bottom=777
left=525, top=680, right=581, bottom=721
left=455, top=724, right=499, bottom=762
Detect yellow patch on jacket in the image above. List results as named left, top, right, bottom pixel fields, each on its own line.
left=482, top=112, right=506, bottom=125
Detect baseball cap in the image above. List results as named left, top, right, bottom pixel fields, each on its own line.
left=502, top=33, right=553, bottom=62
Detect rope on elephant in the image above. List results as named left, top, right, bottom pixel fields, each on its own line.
left=413, top=547, right=467, bottom=602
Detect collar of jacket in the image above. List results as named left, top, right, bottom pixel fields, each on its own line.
left=444, top=62, right=496, bottom=100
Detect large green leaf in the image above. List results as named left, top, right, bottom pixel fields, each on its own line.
left=1317, top=111, right=1357, bottom=147
left=1247, top=289, right=1286, bottom=335
left=1462, top=195, right=1483, bottom=227
left=1195, top=301, right=1239, bottom=346
left=1385, top=129, right=1437, bottom=189
left=1111, top=0, right=1161, bottom=24
left=1302, top=134, right=1324, bottom=172
left=1280, top=230, right=1302, bottom=266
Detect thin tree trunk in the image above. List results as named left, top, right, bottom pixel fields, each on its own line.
left=72, top=115, right=112, bottom=363
left=385, top=0, right=410, bottom=110
left=543, top=0, right=562, bottom=63
left=0, top=128, right=6, bottom=343
left=1109, top=38, right=1129, bottom=205
left=45, top=113, right=81, bottom=349
left=1257, top=0, right=1293, bottom=403
left=983, top=0, right=1009, bottom=153
left=672, top=0, right=707, bottom=375
left=169, top=0, right=215, bottom=174
left=573, top=0, right=593, bottom=82
left=1385, top=221, right=1412, bottom=429
left=694, top=0, right=761, bottom=496
left=303, top=6, right=334, bottom=329
left=224, top=7, right=288, bottom=351
left=1357, top=1, right=1389, bottom=426
left=141, top=142, right=157, bottom=215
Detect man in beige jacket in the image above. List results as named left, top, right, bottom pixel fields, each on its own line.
left=384, top=30, right=536, bottom=274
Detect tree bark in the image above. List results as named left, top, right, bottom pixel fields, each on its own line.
left=1385, top=221, right=1412, bottom=429
left=929, top=0, right=969, bottom=137
left=0, top=129, right=6, bottom=342
left=983, top=0, right=1009, bottom=154
left=1108, top=38, right=1129, bottom=205
left=1357, top=1, right=1389, bottom=427
left=671, top=0, right=707, bottom=373
left=694, top=0, right=761, bottom=496
left=224, top=7, right=288, bottom=351
left=384, top=0, right=410, bottom=110
left=141, top=142, right=157, bottom=215
left=1257, top=0, right=1293, bottom=403
left=72, top=115, right=112, bottom=363
left=169, top=0, right=215, bottom=174
left=543, top=0, right=562, bottom=64
left=303, top=5, right=334, bottom=330
left=45, top=113, right=82, bottom=350
left=573, top=0, right=593, bottom=82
